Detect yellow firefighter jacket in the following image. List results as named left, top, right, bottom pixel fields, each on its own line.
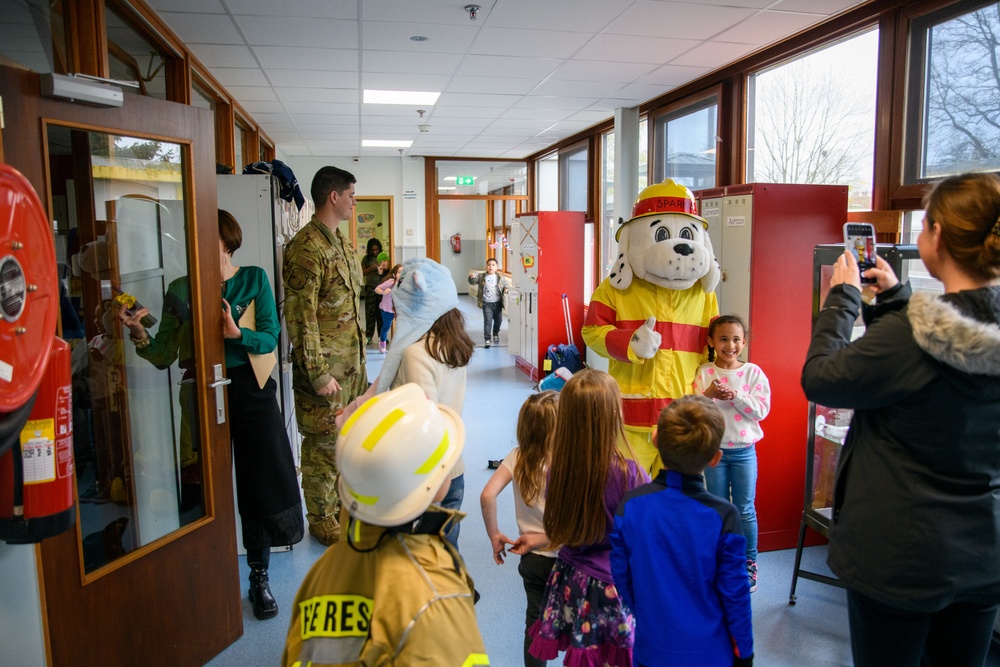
left=283, top=507, right=489, bottom=667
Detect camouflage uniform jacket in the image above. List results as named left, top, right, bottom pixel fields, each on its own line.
left=283, top=216, right=366, bottom=397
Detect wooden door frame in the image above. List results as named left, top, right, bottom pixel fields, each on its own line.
left=0, top=65, right=242, bottom=666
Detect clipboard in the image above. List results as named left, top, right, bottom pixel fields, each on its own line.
left=238, top=299, right=277, bottom=389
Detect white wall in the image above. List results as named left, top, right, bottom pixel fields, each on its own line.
left=438, top=199, right=487, bottom=294
left=279, top=155, right=426, bottom=261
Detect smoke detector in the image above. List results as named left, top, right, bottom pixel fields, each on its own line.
left=419, top=124, right=431, bottom=133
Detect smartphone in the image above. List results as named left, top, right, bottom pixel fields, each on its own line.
left=843, top=222, right=878, bottom=285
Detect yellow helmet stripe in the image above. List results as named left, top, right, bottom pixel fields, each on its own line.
left=361, top=408, right=404, bottom=451
left=462, top=653, right=490, bottom=666
left=342, top=395, right=379, bottom=437
left=414, top=431, right=449, bottom=474
left=347, top=486, right=378, bottom=506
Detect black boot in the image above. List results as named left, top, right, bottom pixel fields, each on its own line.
left=248, top=566, right=278, bottom=620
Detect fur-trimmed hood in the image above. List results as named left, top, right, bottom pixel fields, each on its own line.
left=908, top=286, right=1000, bottom=377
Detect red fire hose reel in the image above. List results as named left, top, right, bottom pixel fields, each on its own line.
left=0, top=164, right=75, bottom=544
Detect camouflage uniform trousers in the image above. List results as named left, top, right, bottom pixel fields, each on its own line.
left=293, top=372, right=369, bottom=524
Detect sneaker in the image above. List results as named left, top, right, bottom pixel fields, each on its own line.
left=492, top=335, right=499, bottom=344
left=747, top=559, right=758, bottom=593
left=309, top=515, right=341, bottom=546
left=379, top=340, right=386, bottom=353
left=484, top=339, right=491, bottom=348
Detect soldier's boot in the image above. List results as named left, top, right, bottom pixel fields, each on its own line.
left=248, top=567, right=278, bottom=619
left=308, top=514, right=341, bottom=546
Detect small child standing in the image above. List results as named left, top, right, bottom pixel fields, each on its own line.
left=374, top=263, right=402, bottom=353
left=693, top=314, right=771, bottom=592
left=480, top=391, right=560, bottom=667
left=476, top=257, right=510, bottom=348
left=610, top=395, right=754, bottom=667
left=528, top=369, right=650, bottom=667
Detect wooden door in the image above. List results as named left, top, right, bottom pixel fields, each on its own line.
left=0, top=64, right=242, bottom=666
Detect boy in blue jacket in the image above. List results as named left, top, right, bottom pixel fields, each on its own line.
left=610, top=395, right=753, bottom=667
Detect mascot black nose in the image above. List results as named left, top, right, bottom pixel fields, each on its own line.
left=674, top=243, right=693, bottom=256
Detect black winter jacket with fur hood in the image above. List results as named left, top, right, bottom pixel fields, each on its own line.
left=802, top=282, right=1000, bottom=612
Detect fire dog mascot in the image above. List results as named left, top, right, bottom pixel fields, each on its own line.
left=582, top=179, right=720, bottom=474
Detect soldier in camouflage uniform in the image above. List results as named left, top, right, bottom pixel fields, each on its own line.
left=283, top=166, right=367, bottom=546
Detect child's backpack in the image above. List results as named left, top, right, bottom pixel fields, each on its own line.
left=545, top=343, right=583, bottom=375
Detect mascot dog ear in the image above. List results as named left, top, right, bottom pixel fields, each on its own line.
left=700, top=230, right=721, bottom=293
left=609, top=218, right=634, bottom=290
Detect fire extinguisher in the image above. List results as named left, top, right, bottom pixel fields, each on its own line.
left=0, top=164, right=76, bottom=544
left=450, top=233, right=462, bottom=254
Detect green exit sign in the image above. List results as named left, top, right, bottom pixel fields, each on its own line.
left=456, top=176, right=475, bottom=186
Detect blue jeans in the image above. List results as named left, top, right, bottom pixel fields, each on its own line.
left=704, top=445, right=758, bottom=562
left=482, top=301, right=502, bottom=340
left=379, top=311, right=394, bottom=343
left=439, top=473, right=464, bottom=550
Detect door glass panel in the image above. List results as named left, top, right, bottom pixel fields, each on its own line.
left=48, top=125, right=204, bottom=573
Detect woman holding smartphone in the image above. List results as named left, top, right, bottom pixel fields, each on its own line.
left=801, top=172, right=1000, bottom=667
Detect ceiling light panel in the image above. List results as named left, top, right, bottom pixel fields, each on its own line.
left=363, top=89, right=440, bottom=105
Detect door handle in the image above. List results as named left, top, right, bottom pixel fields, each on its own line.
left=211, top=363, right=231, bottom=424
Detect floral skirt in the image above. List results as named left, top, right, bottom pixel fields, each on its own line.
left=528, top=558, right=634, bottom=667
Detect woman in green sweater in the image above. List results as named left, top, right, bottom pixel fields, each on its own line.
left=121, top=210, right=303, bottom=620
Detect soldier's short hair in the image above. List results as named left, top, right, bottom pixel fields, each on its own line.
left=311, top=166, right=356, bottom=210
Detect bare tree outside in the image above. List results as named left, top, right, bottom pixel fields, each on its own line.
left=924, top=2, right=1000, bottom=177
left=749, top=31, right=878, bottom=208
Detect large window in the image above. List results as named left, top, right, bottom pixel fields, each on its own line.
left=655, top=97, right=718, bottom=189
left=559, top=143, right=589, bottom=213
left=906, top=1, right=1000, bottom=181
left=747, top=29, right=879, bottom=209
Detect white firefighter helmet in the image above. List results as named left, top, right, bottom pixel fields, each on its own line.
left=336, top=383, right=465, bottom=527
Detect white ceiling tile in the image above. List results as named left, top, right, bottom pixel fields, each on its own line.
left=212, top=67, right=270, bottom=87
left=438, top=92, right=521, bottom=109
left=363, top=50, right=464, bottom=74
left=286, top=102, right=359, bottom=114
left=513, top=96, right=600, bottom=110
left=550, top=60, right=657, bottom=83
left=487, top=0, right=634, bottom=32
left=363, top=21, right=479, bottom=53
left=146, top=0, right=225, bottom=13
left=249, top=112, right=294, bottom=124
left=565, top=109, right=616, bottom=123
left=604, top=2, right=756, bottom=40
left=254, top=46, right=359, bottom=71
left=533, top=79, right=624, bottom=99
left=362, top=73, right=451, bottom=91
left=638, top=63, right=712, bottom=86
left=431, top=106, right=506, bottom=119
left=290, top=113, right=358, bottom=125
left=366, top=0, right=491, bottom=27
left=457, top=54, right=562, bottom=79
left=775, top=0, right=867, bottom=14
left=186, top=43, right=256, bottom=68
left=265, top=69, right=357, bottom=88
left=157, top=12, right=244, bottom=44
left=670, top=41, right=758, bottom=68
left=226, top=86, right=278, bottom=102
left=274, top=87, right=359, bottom=103
left=471, top=27, right=592, bottom=59
left=232, top=0, right=357, bottom=19
left=240, top=100, right=287, bottom=114
left=499, top=108, right=573, bottom=121
left=613, top=82, right=676, bottom=102
left=237, top=16, right=357, bottom=47
left=447, top=76, right=540, bottom=95
left=714, top=10, right=827, bottom=46
left=577, top=33, right=700, bottom=64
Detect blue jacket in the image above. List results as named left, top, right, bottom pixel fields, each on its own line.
left=610, top=469, right=753, bottom=667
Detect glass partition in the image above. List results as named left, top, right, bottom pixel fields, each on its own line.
left=48, top=124, right=204, bottom=573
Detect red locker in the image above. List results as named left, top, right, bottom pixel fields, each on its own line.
left=695, top=183, right=848, bottom=551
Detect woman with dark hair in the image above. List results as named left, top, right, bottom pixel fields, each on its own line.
left=361, top=237, right=384, bottom=344
left=801, top=172, right=1000, bottom=666
left=123, top=210, right=303, bottom=620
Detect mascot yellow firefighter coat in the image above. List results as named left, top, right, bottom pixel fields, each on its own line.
left=582, top=180, right=720, bottom=474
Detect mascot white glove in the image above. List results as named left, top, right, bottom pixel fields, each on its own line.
left=629, top=316, right=661, bottom=359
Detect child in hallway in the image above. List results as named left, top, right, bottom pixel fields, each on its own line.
left=693, top=314, right=771, bottom=592
left=610, top=395, right=754, bottom=667
left=528, top=369, right=650, bottom=667
left=374, top=263, right=402, bottom=353
left=361, top=238, right=384, bottom=344
left=480, top=390, right=560, bottom=667
left=476, top=257, right=510, bottom=348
